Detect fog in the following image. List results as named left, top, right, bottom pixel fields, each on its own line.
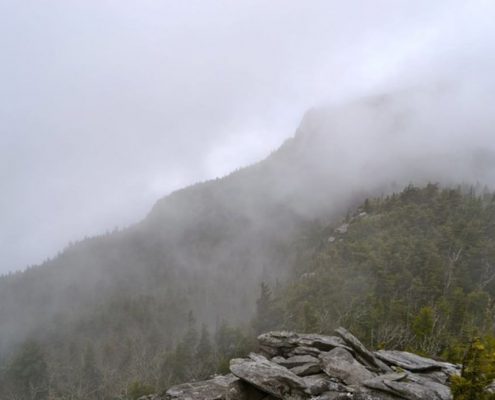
left=1, top=0, right=495, bottom=273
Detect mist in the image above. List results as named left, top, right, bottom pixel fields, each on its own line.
left=2, top=0, right=495, bottom=273
left=4, top=2, right=495, bottom=399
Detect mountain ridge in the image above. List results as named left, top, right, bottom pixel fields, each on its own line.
left=2, top=87, right=495, bottom=398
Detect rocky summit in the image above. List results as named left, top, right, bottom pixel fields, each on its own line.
left=144, top=328, right=460, bottom=400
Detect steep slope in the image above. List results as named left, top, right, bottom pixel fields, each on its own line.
left=276, top=184, right=495, bottom=356
left=1, top=86, right=494, bottom=398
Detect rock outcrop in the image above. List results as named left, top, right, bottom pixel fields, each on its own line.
left=154, top=328, right=460, bottom=400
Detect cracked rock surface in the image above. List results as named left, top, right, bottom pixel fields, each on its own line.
left=153, top=328, right=459, bottom=400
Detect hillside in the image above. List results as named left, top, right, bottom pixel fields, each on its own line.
left=1, top=88, right=495, bottom=399
left=275, top=184, right=495, bottom=357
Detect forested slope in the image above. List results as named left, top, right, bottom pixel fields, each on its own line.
left=1, top=88, right=495, bottom=399
left=3, top=184, right=495, bottom=399
left=275, top=184, right=495, bottom=359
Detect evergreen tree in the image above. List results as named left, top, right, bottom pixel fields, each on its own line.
left=302, top=301, right=318, bottom=332
left=253, top=282, right=276, bottom=334
left=451, top=337, right=495, bottom=400
left=184, top=311, right=198, bottom=351
left=215, top=321, right=253, bottom=373
left=196, top=324, right=212, bottom=360
left=168, top=311, right=199, bottom=383
left=412, top=306, right=435, bottom=351
left=195, top=324, right=213, bottom=377
left=4, top=340, right=49, bottom=400
left=81, top=344, right=103, bottom=399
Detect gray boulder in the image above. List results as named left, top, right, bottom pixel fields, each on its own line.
left=258, top=332, right=300, bottom=356
left=161, top=329, right=457, bottom=400
left=297, top=334, right=351, bottom=352
left=258, top=332, right=350, bottom=357
left=320, top=347, right=375, bottom=385
left=302, top=374, right=333, bottom=396
left=362, top=372, right=408, bottom=392
left=258, top=332, right=299, bottom=348
left=290, top=362, right=322, bottom=376
left=406, top=374, right=452, bottom=400
left=335, top=328, right=391, bottom=373
left=229, top=353, right=308, bottom=399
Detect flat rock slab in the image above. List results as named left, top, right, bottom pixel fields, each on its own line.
left=302, top=374, right=332, bottom=396
left=230, top=353, right=308, bottom=400
left=287, top=346, right=322, bottom=358
left=258, top=332, right=300, bottom=352
left=363, top=372, right=451, bottom=400
left=297, top=334, right=351, bottom=352
left=363, top=372, right=408, bottom=392
left=414, top=370, right=450, bottom=385
left=384, top=379, right=445, bottom=400
left=406, top=374, right=452, bottom=400
left=166, top=374, right=237, bottom=400
left=277, top=354, right=320, bottom=368
left=374, top=350, right=445, bottom=372
left=320, top=347, right=375, bottom=386
left=290, top=362, right=322, bottom=376
left=258, top=332, right=350, bottom=357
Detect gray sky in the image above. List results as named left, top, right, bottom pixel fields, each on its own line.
left=1, top=0, right=494, bottom=273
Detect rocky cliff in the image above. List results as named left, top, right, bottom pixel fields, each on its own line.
left=145, top=328, right=460, bottom=400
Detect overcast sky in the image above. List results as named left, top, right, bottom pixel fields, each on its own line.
left=1, top=0, right=494, bottom=273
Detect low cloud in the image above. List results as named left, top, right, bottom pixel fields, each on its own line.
left=1, top=0, right=494, bottom=272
